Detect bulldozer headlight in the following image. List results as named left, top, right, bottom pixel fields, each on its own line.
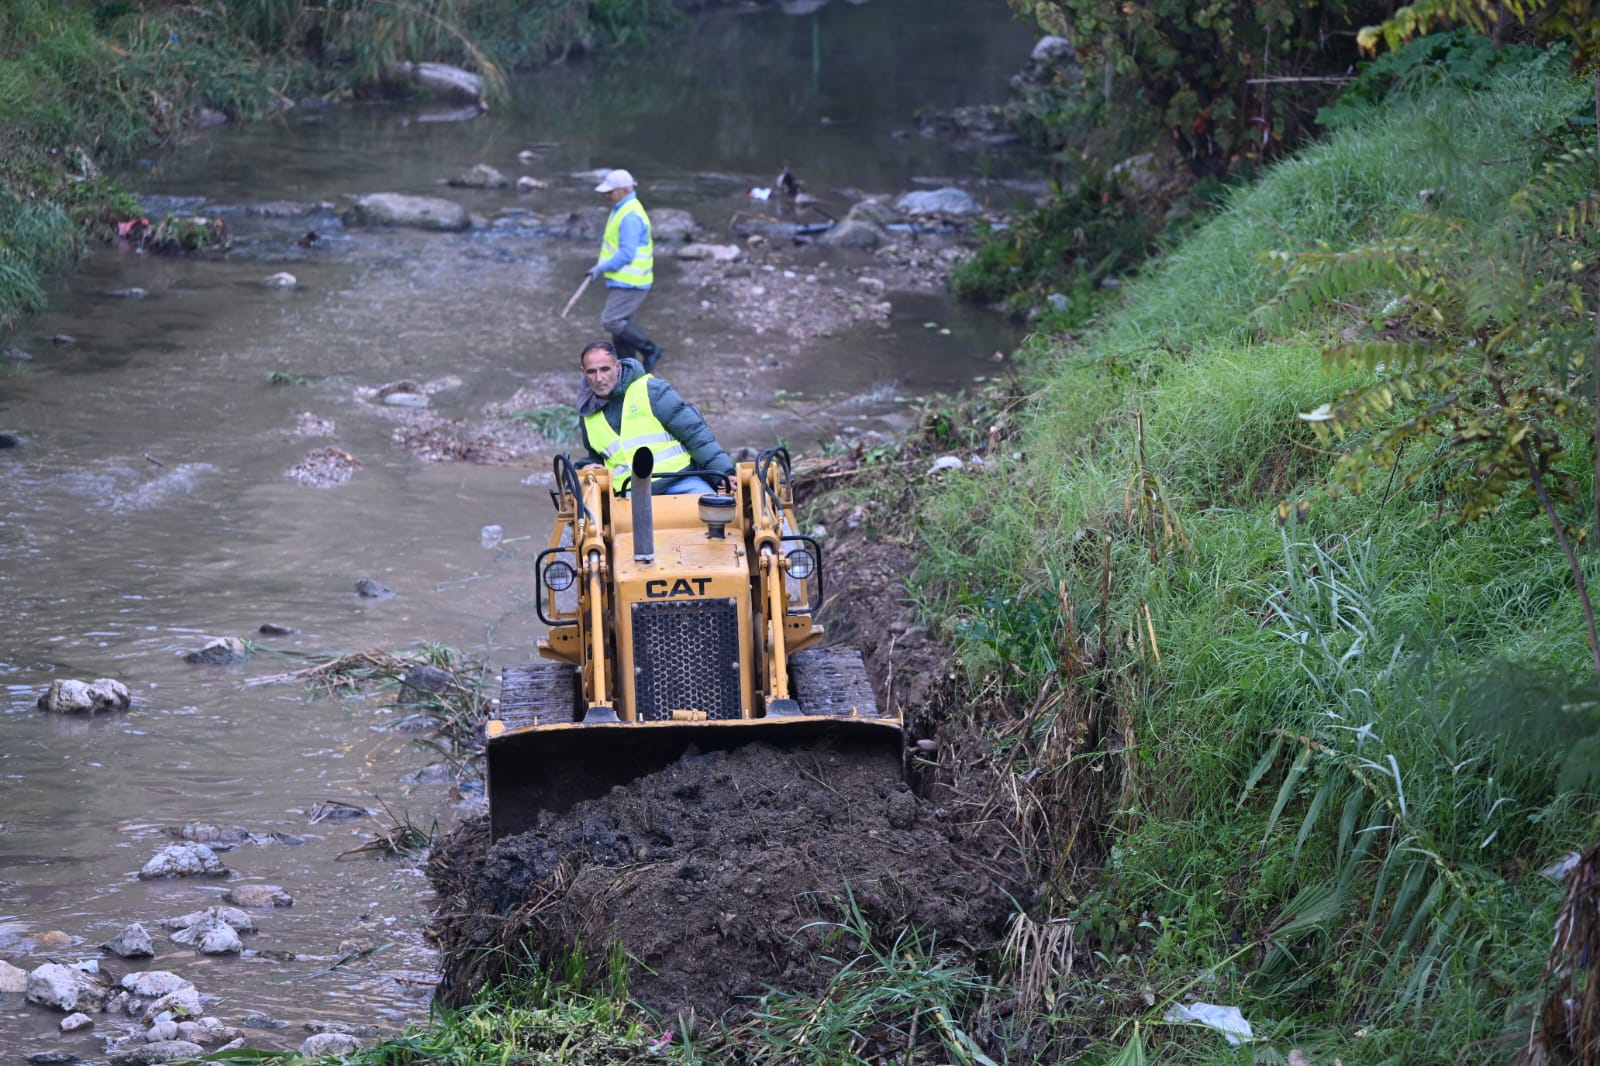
left=785, top=546, right=816, bottom=580
left=543, top=559, right=576, bottom=591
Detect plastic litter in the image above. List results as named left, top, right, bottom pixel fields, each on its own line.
left=1163, top=1002, right=1255, bottom=1045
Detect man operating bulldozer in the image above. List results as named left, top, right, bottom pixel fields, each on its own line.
left=575, top=339, right=735, bottom=496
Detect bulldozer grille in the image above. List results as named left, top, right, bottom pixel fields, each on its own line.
left=631, top=598, right=742, bottom=721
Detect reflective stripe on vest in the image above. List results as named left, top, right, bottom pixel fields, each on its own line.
left=601, top=198, right=653, bottom=288
left=584, top=376, right=689, bottom=492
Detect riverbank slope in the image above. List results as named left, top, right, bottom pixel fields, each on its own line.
left=904, top=50, right=1600, bottom=1062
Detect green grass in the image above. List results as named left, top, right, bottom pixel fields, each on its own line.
left=913, top=54, right=1600, bottom=1062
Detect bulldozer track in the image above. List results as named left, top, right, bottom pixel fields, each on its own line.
left=498, top=661, right=578, bottom=729
left=790, top=646, right=878, bottom=716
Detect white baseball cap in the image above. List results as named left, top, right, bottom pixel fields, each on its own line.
left=594, top=168, right=636, bottom=193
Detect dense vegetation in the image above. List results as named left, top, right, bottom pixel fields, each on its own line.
left=917, top=30, right=1600, bottom=1066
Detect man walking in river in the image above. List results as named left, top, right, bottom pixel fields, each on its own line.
left=575, top=340, right=732, bottom=495
left=587, top=169, right=665, bottom=371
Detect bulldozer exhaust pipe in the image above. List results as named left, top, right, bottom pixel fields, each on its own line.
left=631, top=446, right=655, bottom=561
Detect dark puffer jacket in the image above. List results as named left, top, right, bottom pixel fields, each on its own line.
left=577, top=357, right=735, bottom=477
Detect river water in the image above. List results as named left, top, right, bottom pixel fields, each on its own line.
left=0, top=0, right=1035, bottom=1056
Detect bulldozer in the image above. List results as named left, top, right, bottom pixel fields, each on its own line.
left=485, top=446, right=903, bottom=840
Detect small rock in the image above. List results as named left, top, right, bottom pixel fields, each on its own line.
left=146, top=1016, right=179, bottom=1041
left=142, top=986, right=203, bottom=1023
left=447, top=163, right=507, bottom=189
left=394, top=60, right=483, bottom=100
left=342, top=193, right=470, bottom=233
left=261, top=272, right=297, bottom=288
left=27, top=1054, right=80, bottom=1065
left=675, top=243, right=741, bottom=262
left=26, top=962, right=107, bottom=1013
left=894, top=187, right=981, bottom=217
left=118, top=1040, right=205, bottom=1065
left=37, top=678, right=131, bottom=714
left=176, top=823, right=250, bottom=845
left=516, top=176, right=547, bottom=192
left=177, top=1017, right=240, bottom=1045
left=355, top=578, right=395, bottom=599
left=137, top=843, right=228, bottom=880
left=0, top=431, right=25, bottom=449
left=184, top=636, right=246, bottom=665
left=818, top=219, right=885, bottom=250
left=108, top=287, right=149, bottom=299
left=101, top=923, right=155, bottom=958
left=60, top=1012, right=94, bottom=1032
left=120, top=972, right=193, bottom=999
left=1, top=346, right=33, bottom=361
left=301, top=1032, right=365, bottom=1057
left=927, top=455, right=964, bottom=474
left=164, top=905, right=256, bottom=934
left=649, top=207, right=699, bottom=243
left=170, top=918, right=241, bottom=955
left=400, top=664, right=456, bottom=699
left=223, top=884, right=294, bottom=908
left=0, top=958, right=27, bottom=992
left=192, top=108, right=228, bottom=129
left=50, top=334, right=77, bottom=346
left=380, top=391, right=429, bottom=408
left=257, top=622, right=297, bottom=636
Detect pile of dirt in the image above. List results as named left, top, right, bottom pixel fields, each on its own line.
left=429, top=738, right=1023, bottom=1021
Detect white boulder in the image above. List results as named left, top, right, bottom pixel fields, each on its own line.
left=37, top=678, right=131, bottom=714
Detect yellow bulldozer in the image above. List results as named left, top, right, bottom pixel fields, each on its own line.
left=485, top=446, right=903, bottom=840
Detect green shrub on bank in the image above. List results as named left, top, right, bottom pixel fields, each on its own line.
left=0, top=0, right=690, bottom=334
left=918, top=52, right=1598, bottom=1060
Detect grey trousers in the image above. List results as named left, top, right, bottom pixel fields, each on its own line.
left=601, top=285, right=651, bottom=338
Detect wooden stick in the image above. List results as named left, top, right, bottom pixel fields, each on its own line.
left=560, top=273, right=592, bottom=318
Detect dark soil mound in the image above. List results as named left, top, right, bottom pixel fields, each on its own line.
left=430, top=739, right=1023, bottom=1021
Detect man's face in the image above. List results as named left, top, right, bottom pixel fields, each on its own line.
left=582, top=349, right=621, bottom=398
left=603, top=186, right=630, bottom=204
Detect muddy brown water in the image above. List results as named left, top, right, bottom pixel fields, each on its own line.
left=0, top=0, right=1034, bottom=1056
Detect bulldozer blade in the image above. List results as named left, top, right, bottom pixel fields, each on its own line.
left=485, top=649, right=900, bottom=841
left=486, top=715, right=903, bottom=841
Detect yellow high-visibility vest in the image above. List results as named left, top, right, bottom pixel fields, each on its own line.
left=600, top=198, right=653, bottom=287
left=584, top=376, right=688, bottom=492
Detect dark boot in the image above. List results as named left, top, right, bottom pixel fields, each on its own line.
left=613, top=324, right=661, bottom=371
left=610, top=332, right=642, bottom=364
